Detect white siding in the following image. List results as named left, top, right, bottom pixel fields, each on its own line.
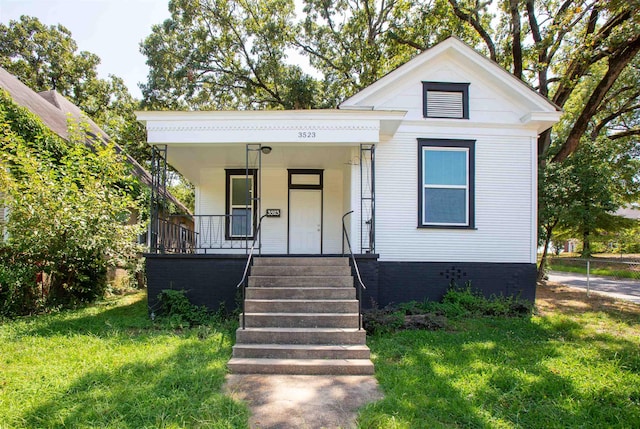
left=376, top=57, right=529, bottom=124
left=375, top=127, right=535, bottom=263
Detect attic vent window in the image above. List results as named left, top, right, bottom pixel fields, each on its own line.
left=422, top=82, right=470, bottom=119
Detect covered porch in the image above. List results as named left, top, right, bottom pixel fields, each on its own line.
left=137, top=109, right=405, bottom=256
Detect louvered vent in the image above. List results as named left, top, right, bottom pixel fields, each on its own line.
left=426, top=90, right=464, bottom=118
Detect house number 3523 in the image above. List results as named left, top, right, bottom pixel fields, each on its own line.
left=297, top=131, right=316, bottom=138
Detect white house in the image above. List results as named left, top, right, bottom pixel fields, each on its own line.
left=138, top=37, right=561, bottom=311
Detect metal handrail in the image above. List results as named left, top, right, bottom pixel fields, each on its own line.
left=236, top=213, right=268, bottom=329
left=342, top=211, right=366, bottom=330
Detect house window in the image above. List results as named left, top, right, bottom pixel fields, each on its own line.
left=422, top=82, right=469, bottom=119
left=418, top=139, right=475, bottom=228
left=225, top=169, right=257, bottom=240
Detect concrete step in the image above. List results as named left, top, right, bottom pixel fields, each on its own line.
left=232, top=344, right=371, bottom=359
left=253, top=257, right=349, bottom=266
left=245, top=287, right=356, bottom=300
left=227, top=358, right=374, bottom=375
left=248, top=275, right=353, bottom=288
left=242, top=312, right=360, bottom=328
left=250, top=265, right=352, bottom=277
left=235, top=327, right=366, bottom=345
left=244, top=299, right=359, bottom=313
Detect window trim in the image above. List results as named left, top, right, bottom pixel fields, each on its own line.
left=225, top=169, right=258, bottom=240
left=417, top=139, right=475, bottom=229
left=422, top=81, right=470, bottom=119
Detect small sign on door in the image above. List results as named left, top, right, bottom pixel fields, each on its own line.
left=265, top=209, right=281, bottom=217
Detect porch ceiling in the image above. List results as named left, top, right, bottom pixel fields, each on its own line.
left=167, top=144, right=356, bottom=185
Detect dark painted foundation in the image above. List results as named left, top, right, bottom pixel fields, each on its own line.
left=145, top=254, right=246, bottom=315
left=145, top=254, right=536, bottom=314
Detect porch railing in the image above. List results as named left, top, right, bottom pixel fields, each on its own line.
left=342, top=211, right=366, bottom=330
left=152, top=214, right=256, bottom=253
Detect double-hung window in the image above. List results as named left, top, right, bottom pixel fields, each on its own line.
left=225, top=169, right=257, bottom=240
left=418, top=139, right=475, bottom=228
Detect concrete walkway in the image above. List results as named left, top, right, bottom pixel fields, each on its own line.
left=547, top=271, right=640, bottom=304
left=223, top=374, right=383, bottom=429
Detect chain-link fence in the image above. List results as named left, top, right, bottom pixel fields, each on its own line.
left=545, top=256, right=640, bottom=302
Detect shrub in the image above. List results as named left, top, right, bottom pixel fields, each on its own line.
left=0, top=248, right=40, bottom=316
left=0, top=92, right=143, bottom=311
left=362, top=282, right=532, bottom=335
left=155, top=289, right=211, bottom=328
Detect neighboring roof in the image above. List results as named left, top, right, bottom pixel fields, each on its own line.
left=0, top=66, right=191, bottom=215
left=615, top=205, right=640, bottom=220
left=340, top=36, right=561, bottom=132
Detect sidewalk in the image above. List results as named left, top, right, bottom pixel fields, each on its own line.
left=547, top=271, right=640, bottom=304
left=223, top=374, right=383, bottom=429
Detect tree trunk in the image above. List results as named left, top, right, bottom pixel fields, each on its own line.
left=552, top=35, right=640, bottom=162
left=537, top=226, right=554, bottom=281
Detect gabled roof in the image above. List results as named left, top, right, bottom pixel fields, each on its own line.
left=0, top=66, right=191, bottom=215
left=340, top=36, right=561, bottom=131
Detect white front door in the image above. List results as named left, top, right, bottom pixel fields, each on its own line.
left=289, top=189, right=322, bottom=253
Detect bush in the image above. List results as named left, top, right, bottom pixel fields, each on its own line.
left=439, top=282, right=532, bottom=317
left=0, top=92, right=143, bottom=311
left=155, top=289, right=211, bottom=328
left=0, top=248, right=40, bottom=316
left=362, top=282, right=532, bottom=335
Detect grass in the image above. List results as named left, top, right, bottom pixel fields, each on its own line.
left=2, top=287, right=639, bottom=428
left=358, top=286, right=640, bottom=428
left=0, top=292, right=248, bottom=429
left=548, top=259, right=640, bottom=280
left=545, top=252, right=640, bottom=280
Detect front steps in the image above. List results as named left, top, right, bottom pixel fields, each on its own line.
left=228, top=257, right=374, bottom=375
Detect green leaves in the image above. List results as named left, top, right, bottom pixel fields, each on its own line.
left=0, top=16, right=150, bottom=164
left=142, top=0, right=318, bottom=110
left=1, top=90, right=142, bottom=309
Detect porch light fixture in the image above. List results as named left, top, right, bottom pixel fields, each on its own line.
left=261, top=146, right=272, bottom=154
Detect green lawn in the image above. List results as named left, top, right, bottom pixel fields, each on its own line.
left=359, top=294, right=640, bottom=428
left=1, top=290, right=639, bottom=428
left=0, top=292, right=248, bottom=428
left=547, top=255, right=640, bottom=280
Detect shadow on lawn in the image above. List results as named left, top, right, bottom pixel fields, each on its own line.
left=361, top=315, right=640, bottom=428
left=19, top=331, right=249, bottom=428
left=8, top=294, right=154, bottom=339
left=537, top=282, right=640, bottom=327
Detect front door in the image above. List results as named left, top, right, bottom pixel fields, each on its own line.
left=288, top=169, right=323, bottom=254
left=289, top=189, right=322, bottom=253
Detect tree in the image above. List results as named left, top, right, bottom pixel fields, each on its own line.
left=0, top=15, right=150, bottom=163
left=0, top=90, right=142, bottom=311
left=537, top=161, right=576, bottom=279
left=141, top=0, right=320, bottom=110
left=0, top=15, right=99, bottom=101
left=142, top=0, right=639, bottom=162
left=562, top=136, right=639, bottom=257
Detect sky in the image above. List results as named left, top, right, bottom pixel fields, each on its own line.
left=0, top=0, right=313, bottom=101
left=0, top=0, right=172, bottom=99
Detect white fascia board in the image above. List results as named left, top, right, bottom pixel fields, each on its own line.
left=520, top=111, right=563, bottom=134
left=340, top=37, right=561, bottom=115
left=135, top=109, right=405, bottom=122
left=136, top=110, right=406, bottom=145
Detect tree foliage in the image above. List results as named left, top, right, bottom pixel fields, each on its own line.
left=141, top=0, right=321, bottom=110
left=0, top=90, right=142, bottom=313
left=142, top=0, right=639, bottom=160
left=0, top=15, right=150, bottom=163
